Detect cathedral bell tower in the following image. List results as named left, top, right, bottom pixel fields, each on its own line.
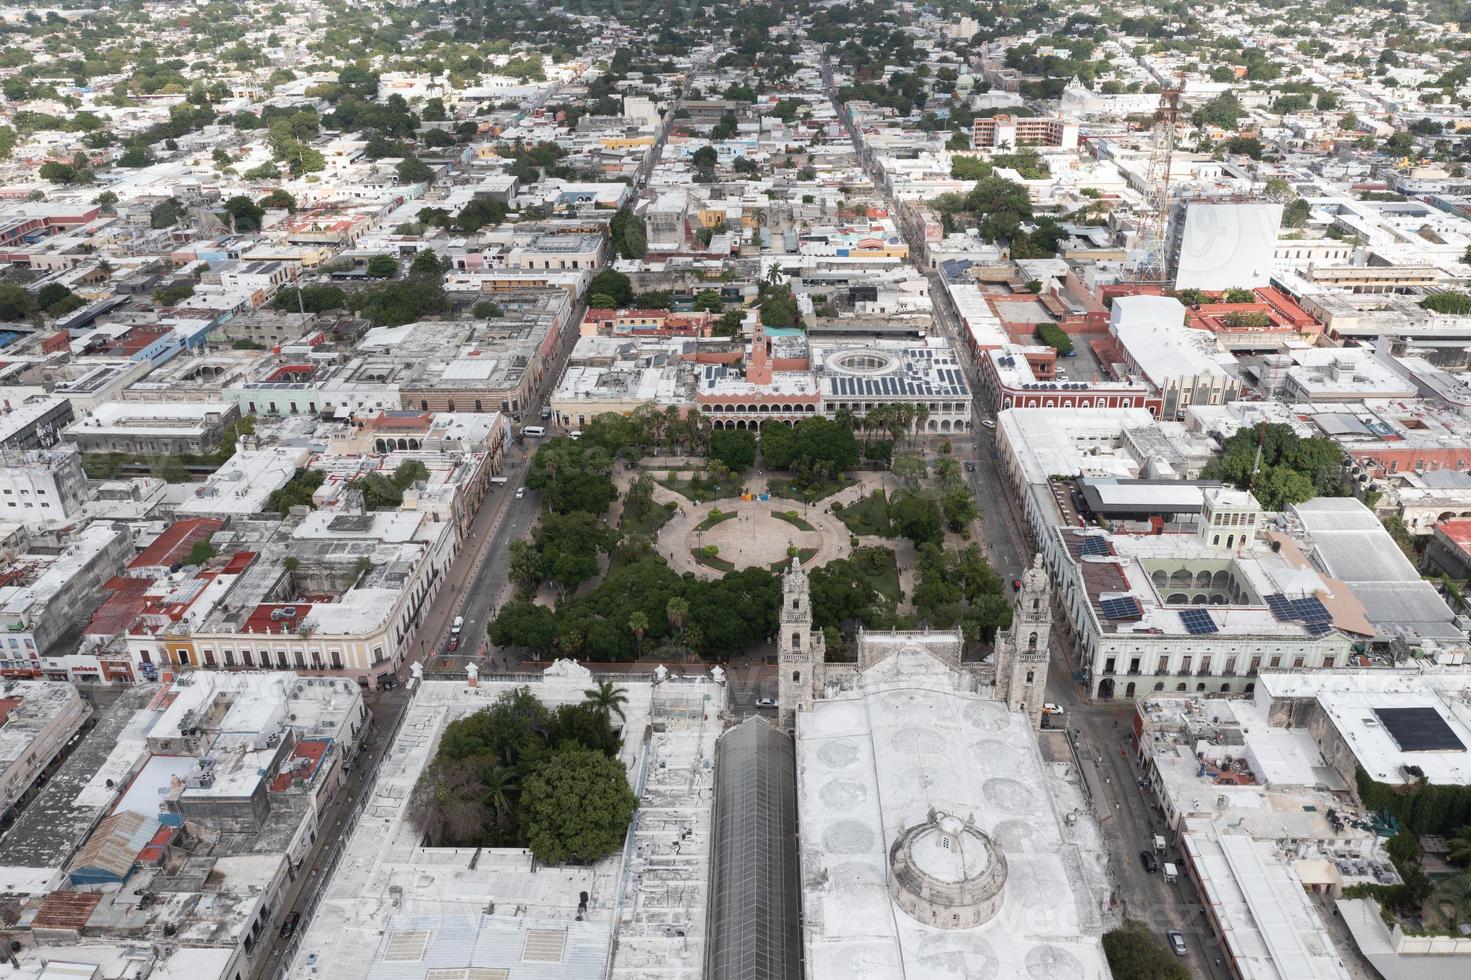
left=993, top=554, right=1053, bottom=727
left=778, top=557, right=825, bottom=730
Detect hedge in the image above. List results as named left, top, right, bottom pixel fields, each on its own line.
left=1355, top=765, right=1471, bottom=836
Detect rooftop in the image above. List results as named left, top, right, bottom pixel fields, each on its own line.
left=290, top=661, right=721, bottom=980
left=797, top=646, right=1110, bottom=979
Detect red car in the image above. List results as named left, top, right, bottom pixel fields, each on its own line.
left=447, top=635, right=461, bottom=652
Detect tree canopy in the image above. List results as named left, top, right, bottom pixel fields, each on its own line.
left=408, top=686, right=632, bottom=862
left=1201, top=423, right=1346, bottom=510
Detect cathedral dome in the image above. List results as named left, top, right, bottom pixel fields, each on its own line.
left=888, top=809, right=1008, bottom=929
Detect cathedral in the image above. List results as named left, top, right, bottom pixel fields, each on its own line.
left=777, top=553, right=1055, bottom=729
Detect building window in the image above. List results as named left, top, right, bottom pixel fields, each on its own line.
left=1323, top=657, right=1334, bottom=669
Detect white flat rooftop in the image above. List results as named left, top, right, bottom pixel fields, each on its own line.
left=290, top=663, right=720, bottom=980
left=797, top=647, right=1111, bottom=979
left=1185, top=827, right=1352, bottom=980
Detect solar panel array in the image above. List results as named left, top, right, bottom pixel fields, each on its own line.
left=1078, top=536, right=1111, bottom=558
left=1264, top=593, right=1332, bottom=624
left=825, top=368, right=968, bottom=399
left=1178, top=608, right=1219, bottom=635
left=1101, top=596, right=1142, bottom=620
left=1264, top=593, right=1335, bottom=636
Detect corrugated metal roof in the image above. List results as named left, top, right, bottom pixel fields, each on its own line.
left=705, top=717, right=800, bottom=980
left=68, top=809, right=159, bottom=882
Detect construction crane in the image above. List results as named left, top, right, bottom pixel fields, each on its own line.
left=1131, top=77, right=1184, bottom=282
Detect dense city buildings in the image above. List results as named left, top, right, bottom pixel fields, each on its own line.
left=1, top=0, right=1471, bottom=978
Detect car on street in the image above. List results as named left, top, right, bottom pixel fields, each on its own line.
left=447, top=636, right=460, bottom=652
left=280, top=911, right=300, bottom=938
left=1167, top=930, right=1187, bottom=956
left=1140, top=850, right=1159, bottom=873
left=515, top=487, right=525, bottom=499
left=981, top=419, right=996, bottom=429
left=753, top=697, right=777, bottom=709
left=964, top=461, right=975, bottom=472
left=451, top=616, right=464, bottom=635
left=1042, top=702, right=1064, bottom=715
left=1012, top=578, right=1023, bottom=591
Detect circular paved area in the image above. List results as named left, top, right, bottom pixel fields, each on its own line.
left=660, top=496, right=853, bottom=577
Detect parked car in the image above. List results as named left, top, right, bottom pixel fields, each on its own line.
left=964, top=461, right=976, bottom=472
left=1012, top=578, right=1023, bottom=591
left=1140, top=850, right=1159, bottom=873
left=1167, top=930, right=1187, bottom=956
left=1042, top=702, right=1064, bottom=715
left=981, top=419, right=997, bottom=429
left=279, top=911, right=300, bottom=939
left=753, top=697, right=777, bottom=709
left=515, top=486, right=526, bottom=499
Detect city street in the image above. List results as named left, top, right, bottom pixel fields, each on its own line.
left=820, top=53, right=1230, bottom=976
left=260, top=685, right=408, bottom=979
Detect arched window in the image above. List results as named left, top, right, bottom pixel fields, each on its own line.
left=1027, top=632, right=1038, bottom=652
left=1032, top=597, right=1040, bottom=613
left=791, top=670, right=800, bottom=683
left=1025, top=670, right=1034, bottom=684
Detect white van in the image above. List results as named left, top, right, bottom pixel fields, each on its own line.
left=451, top=616, right=464, bottom=635
left=522, top=425, right=546, bottom=438
left=490, top=476, right=509, bottom=486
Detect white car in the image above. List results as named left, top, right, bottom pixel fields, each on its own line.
left=1043, top=702, right=1064, bottom=715
left=515, top=487, right=526, bottom=499
left=753, top=697, right=777, bottom=709
left=981, top=419, right=997, bottom=429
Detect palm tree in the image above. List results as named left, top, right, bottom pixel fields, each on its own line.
left=1447, top=825, right=1471, bottom=868
left=481, top=764, right=518, bottom=831
left=627, top=611, right=649, bottom=656
left=584, top=679, right=629, bottom=725
left=666, top=597, right=689, bottom=641
left=912, top=405, right=931, bottom=445
left=662, top=405, right=682, bottom=454
left=557, top=624, right=585, bottom=659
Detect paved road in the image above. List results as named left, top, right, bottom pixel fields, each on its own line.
left=819, top=47, right=1232, bottom=977
left=260, top=685, right=409, bottom=979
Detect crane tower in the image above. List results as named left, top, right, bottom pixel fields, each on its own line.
left=1131, top=80, right=1184, bottom=281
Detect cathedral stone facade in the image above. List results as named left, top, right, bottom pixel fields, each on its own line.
left=778, top=553, right=1055, bottom=730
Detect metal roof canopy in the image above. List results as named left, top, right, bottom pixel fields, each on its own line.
left=705, top=716, right=800, bottom=980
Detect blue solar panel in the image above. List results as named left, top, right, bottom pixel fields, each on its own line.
left=1179, top=608, right=1218, bottom=635
left=1101, top=596, right=1142, bottom=620
left=1264, top=594, right=1293, bottom=620
left=1078, top=536, right=1110, bottom=557
left=1304, top=621, right=1333, bottom=637
left=1292, top=597, right=1331, bottom=624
